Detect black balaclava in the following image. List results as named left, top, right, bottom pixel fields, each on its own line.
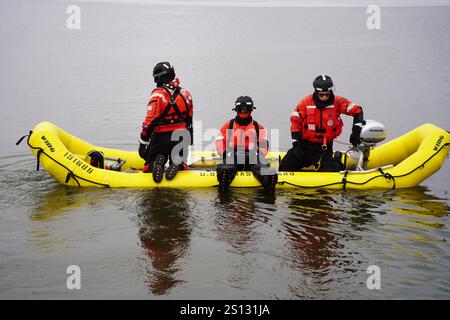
left=313, top=90, right=335, bottom=109
left=235, top=114, right=253, bottom=126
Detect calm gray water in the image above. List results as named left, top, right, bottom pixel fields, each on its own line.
left=1, top=0, right=449, bottom=299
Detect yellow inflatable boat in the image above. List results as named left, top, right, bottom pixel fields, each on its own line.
left=19, top=121, right=449, bottom=189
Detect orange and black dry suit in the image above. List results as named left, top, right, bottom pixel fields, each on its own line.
left=215, top=116, right=268, bottom=166
left=279, top=92, right=363, bottom=172
left=215, top=115, right=276, bottom=186
left=139, top=77, right=193, bottom=167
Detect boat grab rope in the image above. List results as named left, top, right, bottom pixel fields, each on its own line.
left=279, top=142, right=449, bottom=190
left=17, top=131, right=110, bottom=188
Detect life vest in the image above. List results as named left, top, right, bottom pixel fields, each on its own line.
left=141, top=78, right=193, bottom=142
left=147, top=86, right=191, bottom=133
left=291, top=94, right=362, bottom=145
left=295, top=95, right=344, bottom=144
left=215, top=119, right=268, bottom=156
left=227, top=118, right=260, bottom=150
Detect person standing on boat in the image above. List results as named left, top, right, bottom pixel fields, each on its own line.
left=215, top=96, right=278, bottom=193
left=279, top=75, right=364, bottom=172
left=138, top=62, right=194, bottom=183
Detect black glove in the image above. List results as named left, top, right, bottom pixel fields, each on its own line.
left=291, top=132, right=302, bottom=146
left=138, top=142, right=148, bottom=159
left=349, top=124, right=362, bottom=146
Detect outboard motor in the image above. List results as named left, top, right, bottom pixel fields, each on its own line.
left=360, top=120, right=386, bottom=147
left=345, top=120, right=386, bottom=170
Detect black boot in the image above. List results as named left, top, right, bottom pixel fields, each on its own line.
left=261, top=173, right=278, bottom=193
left=152, top=154, right=166, bottom=183
left=216, top=164, right=237, bottom=192
left=165, top=163, right=183, bottom=181
left=252, top=164, right=278, bottom=194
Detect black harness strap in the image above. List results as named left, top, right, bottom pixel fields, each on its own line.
left=253, top=120, right=260, bottom=151
left=178, top=89, right=193, bottom=144
left=161, top=86, right=184, bottom=121
left=227, top=119, right=235, bottom=149
left=147, top=86, right=185, bottom=134
left=178, top=89, right=190, bottom=113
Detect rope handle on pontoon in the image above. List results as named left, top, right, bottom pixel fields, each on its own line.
left=378, top=167, right=396, bottom=189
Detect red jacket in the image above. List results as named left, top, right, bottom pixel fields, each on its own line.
left=290, top=94, right=362, bottom=144
left=215, top=118, right=268, bottom=156
left=140, top=77, right=193, bottom=142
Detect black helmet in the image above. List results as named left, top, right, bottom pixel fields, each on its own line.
left=153, top=62, right=175, bottom=86
left=233, top=96, right=255, bottom=113
left=313, top=74, right=334, bottom=92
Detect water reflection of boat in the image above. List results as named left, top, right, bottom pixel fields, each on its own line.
left=279, top=187, right=449, bottom=297
left=135, top=189, right=193, bottom=295
left=385, top=186, right=449, bottom=218
left=27, top=185, right=112, bottom=252
left=30, top=185, right=97, bottom=221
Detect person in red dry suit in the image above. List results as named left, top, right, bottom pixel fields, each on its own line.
left=279, top=75, right=365, bottom=172
left=138, top=62, right=194, bottom=183
left=215, top=96, right=278, bottom=193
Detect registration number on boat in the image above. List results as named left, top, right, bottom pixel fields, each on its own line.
left=64, top=151, right=94, bottom=174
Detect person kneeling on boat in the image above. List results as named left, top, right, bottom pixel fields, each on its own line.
left=138, top=62, right=194, bottom=183
left=279, top=75, right=365, bottom=172
left=215, top=96, right=278, bottom=193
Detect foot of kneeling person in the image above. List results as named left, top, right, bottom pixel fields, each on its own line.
left=141, top=154, right=166, bottom=183
left=165, top=162, right=185, bottom=181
